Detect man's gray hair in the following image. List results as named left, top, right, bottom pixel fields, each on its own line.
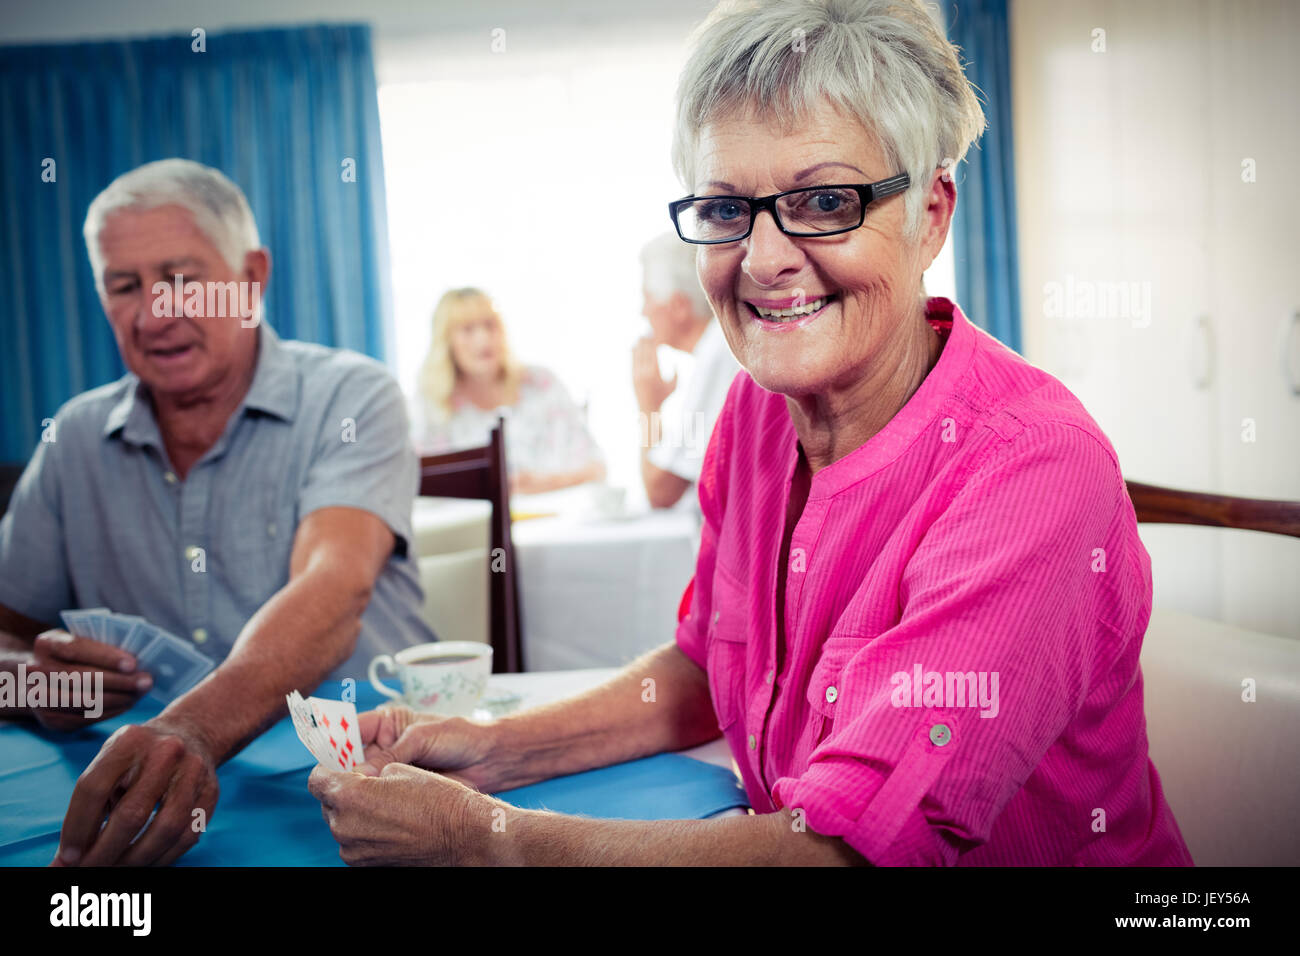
left=640, top=231, right=712, bottom=320
left=83, top=158, right=260, bottom=292
left=671, top=0, right=986, bottom=242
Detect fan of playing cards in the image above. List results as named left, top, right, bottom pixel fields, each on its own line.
left=60, top=607, right=214, bottom=704
left=286, top=691, right=365, bottom=771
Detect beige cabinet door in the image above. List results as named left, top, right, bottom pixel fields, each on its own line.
left=1012, top=0, right=1222, bottom=617
left=1205, top=0, right=1300, bottom=636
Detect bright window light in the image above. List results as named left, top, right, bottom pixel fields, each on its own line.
left=379, top=39, right=958, bottom=500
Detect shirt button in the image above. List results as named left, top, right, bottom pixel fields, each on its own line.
left=192, top=628, right=208, bottom=645
left=748, top=734, right=757, bottom=750
left=712, top=611, right=720, bottom=625
left=929, top=723, right=952, bottom=747
left=184, top=545, right=200, bottom=560
left=825, top=685, right=838, bottom=704
left=765, top=670, right=774, bottom=683
left=164, top=471, right=178, bottom=484
left=267, top=523, right=277, bottom=537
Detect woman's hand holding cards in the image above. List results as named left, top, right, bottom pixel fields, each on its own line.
left=306, top=703, right=519, bottom=865
left=354, top=704, right=503, bottom=792
left=308, top=761, right=494, bottom=866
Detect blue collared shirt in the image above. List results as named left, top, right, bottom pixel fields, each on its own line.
left=0, top=322, right=436, bottom=682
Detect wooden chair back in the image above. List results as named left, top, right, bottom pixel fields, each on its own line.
left=1125, top=480, right=1300, bottom=537
left=1127, top=478, right=1300, bottom=863
left=418, top=418, right=524, bottom=672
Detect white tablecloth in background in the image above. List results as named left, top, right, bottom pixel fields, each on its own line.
left=412, top=492, right=700, bottom=672
left=512, top=510, right=697, bottom=671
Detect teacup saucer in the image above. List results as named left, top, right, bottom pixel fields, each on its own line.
left=473, top=685, right=524, bottom=720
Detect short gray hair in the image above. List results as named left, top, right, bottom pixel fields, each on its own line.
left=83, top=158, right=260, bottom=291
left=640, top=231, right=711, bottom=320
left=671, top=0, right=986, bottom=242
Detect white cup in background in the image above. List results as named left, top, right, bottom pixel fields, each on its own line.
left=368, top=641, right=492, bottom=717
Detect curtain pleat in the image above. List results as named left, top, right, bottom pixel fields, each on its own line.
left=0, top=24, right=393, bottom=461
left=949, top=0, right=1023, bottom=353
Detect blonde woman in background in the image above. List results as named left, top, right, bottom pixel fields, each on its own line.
left=412, top=288, right=605, bottom=494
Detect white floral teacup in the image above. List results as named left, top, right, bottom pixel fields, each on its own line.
left=368, top=642, right=492, bottom=717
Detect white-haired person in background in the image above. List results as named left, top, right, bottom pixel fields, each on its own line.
left=411, top=287, right=606, bottom=495
left=633, top=232, right=741, bottom=510
left=308, top=0, right=1190, bottom=866
left=0, top=158, right=435, bottom=865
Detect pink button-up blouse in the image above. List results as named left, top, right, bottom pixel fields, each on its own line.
left=675, top=297, right=1193, bottom=866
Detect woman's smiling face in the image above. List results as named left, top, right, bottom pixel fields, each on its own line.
left=692, top=98, right=927, bottom=398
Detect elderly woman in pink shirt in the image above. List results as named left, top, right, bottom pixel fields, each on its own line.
left=309, top=0, right=1192, bottom=866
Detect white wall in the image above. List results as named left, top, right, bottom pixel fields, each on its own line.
left=378, top=37, right=693, bottom=498
left=1011, top=0, right=1300, bottom=635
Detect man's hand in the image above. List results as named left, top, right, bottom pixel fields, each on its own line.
left=354, top=705, right=503, bottom=791
left=16, top=630, right=152, bottom=731
left=309, top=762, right=490, bottom=866
left=43, top=506, right=394, bottom=867
left=52, top=716, right=219, bottom=866
left=632, top=335, right=677, bottom=414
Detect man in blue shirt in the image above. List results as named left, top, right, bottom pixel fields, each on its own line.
left=0, top=159, right=436, bottom=865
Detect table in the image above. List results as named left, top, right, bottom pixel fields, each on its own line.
left=0, top=668, right=747, bottom=866
left=512, top=512, right=698, bottom=670
left=413, top=491, right=700, bottom=671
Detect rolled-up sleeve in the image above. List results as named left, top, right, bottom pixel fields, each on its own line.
left=0, top=432, right=72, bottom=625
left=298, top=361, right=418, bottom=555
left=773, top=424, right=1134, bottom=865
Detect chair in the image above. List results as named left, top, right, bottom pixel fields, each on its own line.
left=1125, top=480, right=1300, bottom=537
left=1125, top=479, right=1300, bottom=865
left=418, top=418, right=524, bottom=673
left=0, top=463, right=24, bottom=518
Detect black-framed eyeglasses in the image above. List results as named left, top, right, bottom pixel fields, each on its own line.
left=668, top=172, right=910, bottom=244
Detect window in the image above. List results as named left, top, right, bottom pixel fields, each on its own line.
left=379, top=37, right=957, bottom=497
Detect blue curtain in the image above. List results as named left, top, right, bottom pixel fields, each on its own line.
left=0, top=24, right=393, bottom=462
left=946, top=0, right=1022, bottom=353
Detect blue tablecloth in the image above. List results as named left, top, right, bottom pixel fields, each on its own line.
left=0, top=681, right=748, bottom=866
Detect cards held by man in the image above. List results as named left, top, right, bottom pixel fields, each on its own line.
left=0, top=159, right=434, bottom=866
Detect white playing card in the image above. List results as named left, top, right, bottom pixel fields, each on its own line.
left=304, top=710, right=335, bottom=768
left=285, top=691, right=364, bottom=770
left=308, top=697, right=365, bottom=771
left=286, top=692, right=334, bottom=767
left=286, top=692, right=316, bottom=749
